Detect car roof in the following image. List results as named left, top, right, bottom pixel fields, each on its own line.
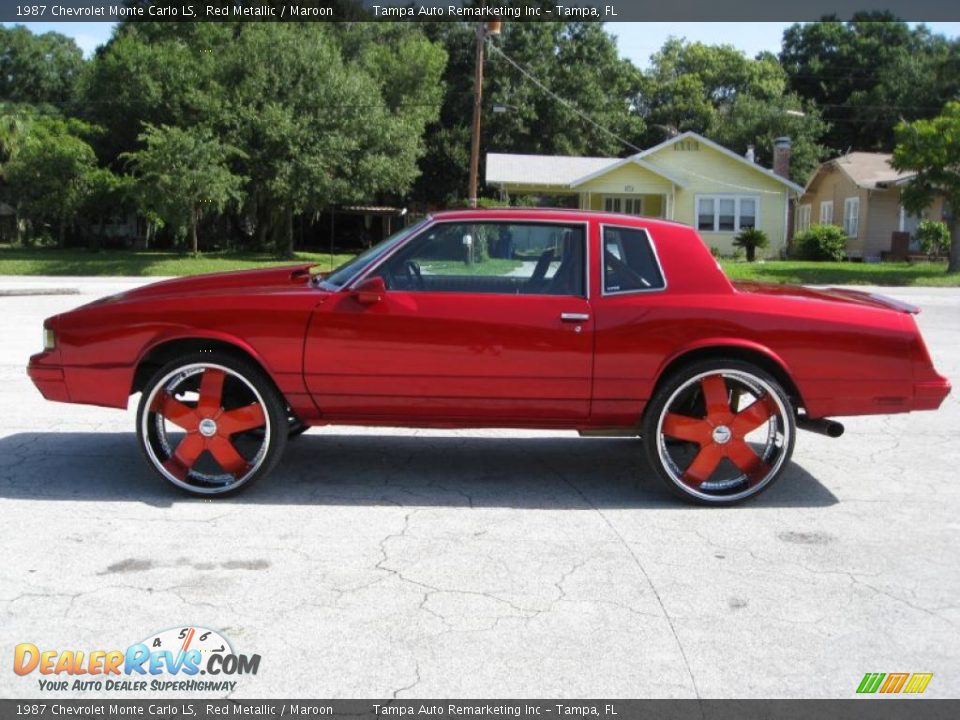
left=427, top=207, right=693, bottom=231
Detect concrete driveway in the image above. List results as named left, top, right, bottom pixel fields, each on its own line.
left=1, top=277, right=957, bottom=699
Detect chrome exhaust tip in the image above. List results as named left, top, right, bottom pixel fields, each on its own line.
left=797, top=416, right=845, bottom=438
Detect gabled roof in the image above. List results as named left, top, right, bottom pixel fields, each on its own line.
left=485, top=153, right=614, bottom=186
left=486, top=131, right=804, bottom=194
left=634, top=131, right=805, bottom=194
left=817, top=152, right=916, bottom=190
left=567, top=156, right=688, bottom=188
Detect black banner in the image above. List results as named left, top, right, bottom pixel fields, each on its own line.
left=2, top=700, right=960, bottom=720
left=0, top=0, right=960, bottom=23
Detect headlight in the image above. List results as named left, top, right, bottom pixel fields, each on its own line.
left=43, top=327, right=56, bottom=351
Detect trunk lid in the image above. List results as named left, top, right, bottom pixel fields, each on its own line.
left=733, top=281, right=920, bottom=314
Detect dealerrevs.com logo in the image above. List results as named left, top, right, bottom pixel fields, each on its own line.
left=13, top=626, right=260, bottom=693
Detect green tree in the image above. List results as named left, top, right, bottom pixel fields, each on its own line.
left=123, top=124, right=244, bottom=255
left=781, top=15, right=958, bottom=153
left=0, top=26, right=84, bottom=106
left=4, top=117, right=101, bottom=246
left=206, top=23, right=444, bottom=256
left=84, top=22, right=445, bottom=255
left=892, top=103, right=960, bottom=273
left=80, top=168, right=135, bottom=251
left=416, top=19, right=645, bottom=205
left=640, top=40, right=826, bottom=182
left=77, top=22, right=223, bottom=161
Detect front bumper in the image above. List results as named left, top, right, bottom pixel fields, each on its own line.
left=27, top=353, right=70, bottom=403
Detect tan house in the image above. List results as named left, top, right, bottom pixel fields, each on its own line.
left=796, top=152, right=947, bottom=259
left=486, top=132, right=804, bottom=258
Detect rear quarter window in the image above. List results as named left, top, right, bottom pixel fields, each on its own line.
left=602, top=226, right=665, bottom=294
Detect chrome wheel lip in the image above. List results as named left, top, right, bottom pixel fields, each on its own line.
left=141, top=362, right=270, bottom=495
left=655, top=368, right=791, bottom=503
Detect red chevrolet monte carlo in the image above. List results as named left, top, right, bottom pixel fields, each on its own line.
left=28, top=209, right=950, bottom=504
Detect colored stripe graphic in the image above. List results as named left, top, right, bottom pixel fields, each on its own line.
left=880, top=673, right=909, bottom=693
left=903, top=673, right=933, bottom=694
left=857, top=672, right=932, bottom=694
left=857, top=673, right=885, bottom=694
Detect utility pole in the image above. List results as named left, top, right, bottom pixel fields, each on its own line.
left=467, top=23, right=485, bottom=209
left=468, top=19, right=501, bottom=208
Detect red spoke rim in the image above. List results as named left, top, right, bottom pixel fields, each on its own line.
left=700, top=374, right=731, bottom=419
left=152, top=391, right=199, bottom=432
left=658, top=369, right=789, bottom=498
left=218, top=403, right=266, bottom=435
left=144, top=364, right=270, bottom=492
left=683, top=444, right=724, bottom=485
left=196, top=368, right=226, bottom=416
left=730, top=396, right=776, bottom=437
left=662, top=413, right=713, bottom=445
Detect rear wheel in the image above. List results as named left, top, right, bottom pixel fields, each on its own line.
left=137, top=352, right=288, bottom=496
left=642, top=359, right=795, bottom=505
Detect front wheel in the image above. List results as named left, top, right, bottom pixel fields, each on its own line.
left=136, top=352, right=288, bottom=496
left=642, top=359, right=796, bottom=505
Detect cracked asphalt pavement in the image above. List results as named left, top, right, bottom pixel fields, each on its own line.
left=1, top=277, right=958, bottom=699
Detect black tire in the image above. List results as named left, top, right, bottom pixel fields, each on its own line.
left=642, top=358, right=796, bottom=505
left=136, top=351, right=288, bottom=496
left=287, top=415, right=309, bottom=440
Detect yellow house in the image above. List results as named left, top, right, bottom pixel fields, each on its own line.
left=485, top=131, right=804, bottom=257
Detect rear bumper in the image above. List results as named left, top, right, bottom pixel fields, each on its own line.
left=27, top=354, right=70, bottom=403
left=912, top=377, right=952, bottom=411
left=802, top=374, right=951, bottom=417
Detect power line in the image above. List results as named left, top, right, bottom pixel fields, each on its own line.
left=488, top=43, right=790, bottom=195
left=487, top=42, right=644, bottom=154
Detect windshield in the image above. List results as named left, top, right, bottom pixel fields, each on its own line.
left=317, top=218, right=429, bottom=290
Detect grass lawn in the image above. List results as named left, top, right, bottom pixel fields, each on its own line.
left=719, top=260, right=960, bottom=287
left=0, top=246, right=355, bottom=277
left=421, top=258, right=522, bottom=276
left=2, top=245, right=958, bottom=288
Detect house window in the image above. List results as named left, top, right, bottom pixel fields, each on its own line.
left=696, top=195, right=760, bottom=232
left=739, top=198, right=757, bottom=229
left=797, top=204, right=812, bottom=233
left=843, top=197, right=860, bottom=238
left=604, top=196, right=643, bottom=215
left=819, top=200, right=834, bottom=225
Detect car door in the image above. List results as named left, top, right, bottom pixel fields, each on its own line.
left=303, top=218, right=594, bottom=423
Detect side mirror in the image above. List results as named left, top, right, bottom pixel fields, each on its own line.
left=352, top=276, right=386, bottom=305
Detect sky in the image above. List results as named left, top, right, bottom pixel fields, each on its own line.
left=5, top=20, right=960, bottom=65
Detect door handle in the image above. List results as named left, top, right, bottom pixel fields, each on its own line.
left=560, top=312, right=590, bottom=323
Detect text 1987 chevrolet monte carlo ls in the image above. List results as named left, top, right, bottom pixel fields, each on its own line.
left=28, top=209, right=950, bottom=504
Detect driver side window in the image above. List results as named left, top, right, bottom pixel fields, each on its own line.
left=375, top=221, right=585, bottom=296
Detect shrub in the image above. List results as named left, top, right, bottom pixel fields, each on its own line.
left=733, top=227, right=769, bottom=262
left=915, top=220, right=950, bottom=258
left=794, top=225, right=848, bottom=261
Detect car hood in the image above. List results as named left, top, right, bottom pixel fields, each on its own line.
left=90, top=264, right=317, bottom=306
left=733, top=281, right=920, bottom=314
